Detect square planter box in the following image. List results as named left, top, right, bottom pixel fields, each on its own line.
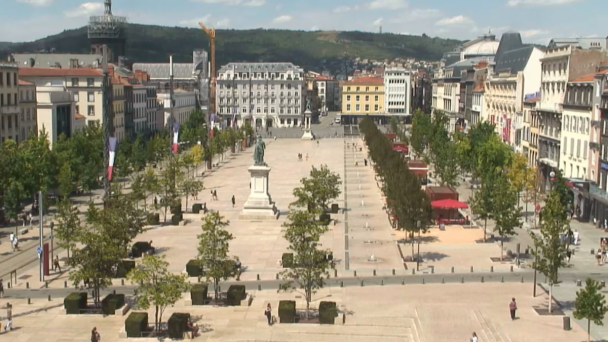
left=279, top=300, right=296, bottom=323
left=190, top=283, right=208, bottom=305
left=125, top=312, right=148, bottom=338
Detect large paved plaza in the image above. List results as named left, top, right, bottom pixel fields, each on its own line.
left=0, top=136, right=603, bottom=341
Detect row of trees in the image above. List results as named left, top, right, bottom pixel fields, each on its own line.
left=360, top=117, right=432, bottom=268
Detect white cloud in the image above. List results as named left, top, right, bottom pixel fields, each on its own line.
left=373, top=18, right=383, bottom=26
left=64, top=2, right=103, bottom=17
left=390, top=8, right=441, bottom=23
left=368, top=0, right=408, bottom=10
left=435, top=15, right=474, bottom=26
left=507, top=0, right=582, bottom=6
left=216, top=18, right=231, bottom=27
left=17, top=0, right=53, bottom=6
left=243, top=0, right=265, bottom=6
left=179, top=14, right=230, bottom=28
left=400, top=32, right=410, bottom=35
left=520, top=29, right=549, bottom=38
left=272, top=15, right=292, bottom=24
left=311, top=26, right=319, bottom=31
left=333, top=6, right=352, bottom=13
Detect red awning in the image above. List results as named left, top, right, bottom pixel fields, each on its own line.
left=431, top=199, right=469, bottom=209
left=565, top=180, right=574, bottom=188
left=393, top=146, right=408, bottom=152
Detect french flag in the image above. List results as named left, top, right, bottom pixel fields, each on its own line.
left=232, top=107, right=237, bottom=128
left=107, top=137, right=117, bottom=181
left=172, top=122, right=180, bottom=153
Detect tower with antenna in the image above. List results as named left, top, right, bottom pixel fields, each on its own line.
left=88, top=0, right=127, bottom=63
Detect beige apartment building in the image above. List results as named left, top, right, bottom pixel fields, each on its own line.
left=18, top=80, right=37, bottom=141
left=0, top=62, right=21, bottom=142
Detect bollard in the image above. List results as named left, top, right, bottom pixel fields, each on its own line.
left=563, top=316, right=571, bottom=330
left=451, top=267, right=454, bottom=273
left=258, top=284, right=261, bottom=291
left=392, top=269, right=395, bottom=275
left=64, top=281, right=67, bottom=288
left=576, top=279, right=582, bottom=287
left=361, top=280, right=364, bottom=287
left=591, top=249, right=595, bottom=255
left=121, top=279, right=124, bottom=286
left=422, top=278, right=425, bottom=284
left=381, top=280, right=384, bottom=286
left=334, top=269, right=337, bottom=278
left=113, top=290, right=116, bottom=295
left=510, top=265, right=514, bottom=272
left=501, top=276, right=504, bottom=283
left=28, top=298, right=31, bottom=305
left=45, top=281, right=48, bottom=288
left=442, top=277, right=445, bottom=284
left=521, top=276, right=524, bottom=283
left=48, top=295, right=51, bottom=301
left=343, top=313, right=346, bottom=325
left=373, top=270, right=376, bottom=276
left=340, top=281, right=343, bottom=288
left=401, top=279, right=405, bottom=285
left=26, top=282, right=29, bottom=289
left=276, top=274, right=279, bottom=280
left=354, top=270, right=357, bottom=277
left=257, top=274, right=260, bottom=281
left=470, top=266, right=474, bottom=273
left=7, top=282, right=10, bottom=289
left=461, top=277, right=464, bottom=283
left=431, top=266, right=434, bottom=274
left=481, top=276, right=484, bottom=283
left=490, top=266, right=494, bottom=273
left=601, top=281, right=606, bottom=288
left=411, top=269, right=415, bottom=275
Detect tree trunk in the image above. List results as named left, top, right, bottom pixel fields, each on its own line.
left=500, top=240, right=504, bottom=261
left=484, top=218, right=488, bottom=242
left=185, top=195, right=189, bottom=213
left=155, top=305, right=160, bottom=334
left=587, top=319, right=591, bottom=342
left=548, top=284, right=553, bottom=313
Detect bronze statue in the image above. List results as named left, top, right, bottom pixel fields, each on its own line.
left=253, top=134, right=266, bottom=166
left=306, top=97, right=312, bottom=111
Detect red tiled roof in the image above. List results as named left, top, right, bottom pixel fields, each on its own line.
left=473, top=85, right=484, bottom=92
left=571, top=69, right=608, bottom=83
left=75, top=114, right=85, bottom=119
left=19, top=68, right=103, bottom=77
left=525, top=97, right=540, bottom=103
left=18, top=79, right=34, bottom=86
left=343, top=76, right=384, bottom=85
left=315, top=76, right=333, bottom=81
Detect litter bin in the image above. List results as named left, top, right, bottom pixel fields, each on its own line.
left=563, top=316, right=570, bottom=330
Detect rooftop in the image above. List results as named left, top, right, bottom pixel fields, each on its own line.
left=570, top=69, right=608, bottom=83
left=18, top=79, right=34, bottom=86
left=19, top=67, right=103, bottom=77
left=132, top=63, right=194, bottom=79
left=342, top=76, right=384, bottom=85
left=11, top=53, right=103, bottom=69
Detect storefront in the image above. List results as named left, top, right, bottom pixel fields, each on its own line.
left=567, top=179, right=591, bottom=222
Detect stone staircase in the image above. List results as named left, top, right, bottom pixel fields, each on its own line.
left=472, top=309, right=512, bottom=342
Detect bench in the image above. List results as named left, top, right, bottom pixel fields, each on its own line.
left=20, top=228, right=29, bottom=235
left=241, top=293, right=253, bottom=307
left=79, top=307, right=103, bottom=314
left=115, top=303, right=131, bottom=316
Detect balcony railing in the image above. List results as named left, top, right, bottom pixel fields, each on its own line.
left=590, top=141, right=601, bottom=150
left=592, top=120, right=601, bottom=127
left=0, top=106, right=20, bottom=115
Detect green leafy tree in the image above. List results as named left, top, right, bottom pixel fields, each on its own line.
left=142, top=167, right=160, bottom=212
left=410, top=110, right=432, bottom=160
left=522, top=167, right=544, bottom=228
left=180, top=178, right=204, bottom=211
left=491, top=173, right=521, bottom=260
left=453, top=130, right=473, bottom=175
left=506, top=153, right=529, bottom=207
left=156, top=157, right=184, bottom=222
left=291, top=165, right=342, bottom=214
left=278, top=209, right=330, bottom=320
left=189, top=144, right=204, bottom=175
left=131, top=134, right=148, bottom=173
left=55, top=197, right=81, bottom=258
left=433, top=141, right=460, bottom=187
left=530, top=190, right=569, bottom=313
left=127, top=255, right=191, bottom=333
left=573, top=278, right=608, bottom=342
left=129, top=173, right=146, bottom=209
left=197, top=212, right=236, bottom=300
left=58, top=162, right=74, bottom=199
left=469, top=171, right=496, bottom=242
left=5, top=181, right=25, bottom=236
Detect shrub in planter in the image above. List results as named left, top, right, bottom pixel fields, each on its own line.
left=186, top=259, right=203, bottom=277
left=319, top=213, right=331, bottom=225
left=278, top=300, right=296, bottom=323
left=191, top=283, right=208, bottom=305
left=125, top=312, right=148, bottom=338
left=318, top=301, right=338, bottom=324
left=171, top=214, right=182, bottom=225
left=331, top=204, right=339, bottom=214
left=226, top=285, right=246, bottom=306
left=192, top=203, right=202, bottom=214
left=102, top=293, right=125, bottom=315
left=168, top=312, right=190, bottom=339
left=147, top=213, right=160, bottom=225
left=64, top=292, right=87, bottom=315
left=281, top=253, right=294, bottom=268
left=115, top=260, right=136, bottom=278
left=170, top=204, right=182, bottom=215
left=131, top=241, right=150, bottom=258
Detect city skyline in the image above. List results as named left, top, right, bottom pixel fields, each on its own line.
left=2, top=0, right=605, bottom=44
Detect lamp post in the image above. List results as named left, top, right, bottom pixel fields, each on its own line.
left=531, top=231, right=538, bottom=297
left=416, top=220, right=421, bottom=271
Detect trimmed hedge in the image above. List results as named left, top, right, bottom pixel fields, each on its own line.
left=102, top=293, right=125, bottom=315
left=147, top=213, right=160, bottom=225
left=319, top=301, right=338, bottom=324
left=171, top=214, right=182, bottom=225
left=115, top=260, right=136, bottom=278
left=125, top=312, right=148, bottom=338
left=186, top=259, right=204, bottom=277
left=131, top=241, right=150, bottom=258
left=278, top=300, right=296, bottom=323
left=192, top=203, right=202, bottom=214
left=64, top=292, right=87, bottom=315
left=226, top=285, right=245, bottom=306
left=319, top=213, right=331, bottom=225
left=191, top=283, right=208, bottom=305
left=170, top=204, right=182, bottom=215
left=281, top=253, right=294, bottom=268
left=331, top=204, right=339, bottom=214
left=168, top=312, right=190, bottom=339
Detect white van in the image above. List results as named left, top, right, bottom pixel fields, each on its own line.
left=335, top=115, right=341, bottom=124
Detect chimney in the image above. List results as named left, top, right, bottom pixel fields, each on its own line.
left=108, top=65, right=115, bottom=77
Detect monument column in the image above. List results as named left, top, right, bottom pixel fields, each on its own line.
left=239, top=134, right=278, bottom=220
left=301, top=96, right=314, bottom=140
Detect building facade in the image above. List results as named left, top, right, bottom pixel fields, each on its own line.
left=112, top=80, right=125, bottom=141
left=0, top=62, right=21, bottom=142
left=18, top=80, right=37, bottom=141
left=133, top=86, right=147, bottom=135
left=314, top=77, right=340, bottom=112
left=383, top=68, right=411, bottom=115
left=561, top=76, right=593, bottom=180
left=35, top=86, right=76, bottom=146
left=524, top=97, right=540, bottom=167
left=340, top=76, right=385, bottom=125
left=216, top=62, right=305, bottom=128
left=159, top=89, right=196, bottom=128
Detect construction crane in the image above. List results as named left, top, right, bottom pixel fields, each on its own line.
left=198, top=22, right=216, bottom=115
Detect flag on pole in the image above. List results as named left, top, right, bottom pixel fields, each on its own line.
left=210, top=113, right=216, bottom=138
left=172, top=122, right=180, bottom=153
left=250, top=104, right=254, bottom=121
left=107, top=137, right=117, bottom=181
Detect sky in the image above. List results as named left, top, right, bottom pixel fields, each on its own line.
left=1, top=0, right=605, bottom=44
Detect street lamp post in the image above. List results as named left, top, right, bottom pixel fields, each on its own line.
left=531, top=231, right=538, bottom=297
left=416, top=220, right=421, bottom=271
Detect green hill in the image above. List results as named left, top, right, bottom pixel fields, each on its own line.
left=2, top=24, right=461, bottom=73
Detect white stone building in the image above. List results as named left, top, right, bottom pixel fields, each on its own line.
left=383, top=68, right=411, bottom=115
left=159, top=89, right=196, bottom=128
left=216, top=62, right=305, bottom=128
left=314, top=76, right=340, bottom=112
left=133, top=85, right=147, bottom=134
left=35, top=86, right=77, bottom=147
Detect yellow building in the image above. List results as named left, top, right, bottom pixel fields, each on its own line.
left=340, top=76, right=385, bottom=124
left=112, top=80, right=125, bottom=141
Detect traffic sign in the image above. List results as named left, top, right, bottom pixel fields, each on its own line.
left=36, top=246, right=42, bottom=254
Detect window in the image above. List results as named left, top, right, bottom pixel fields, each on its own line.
left=347, top=87, right=351, bottom=91
left=584, top=141, right=588, bottom=159
left=365, top=95, right=369, bottom=102
left=71, top=78, right=78, bottom=87
left=374, top=104, right=379, bottom=111
left=375, top=95, right=379, bottom=101
left=347, top=95, right=351, bottom=101
left=74, top=93, right=79, bottom=102
left=6, top=72, right=10, bottom=86
left=356, top=87, right=360, bottom=91
left=356, top=95, right=360, bottom=101
left=87, top=78, right=94, bottom=87
left=346, top=104, right=351, bottom=111
left=88, top=105, right=95, bottom=116
left=366, top=87, right=369, bottom=91
left=356, top=104, right=360, bottom=111
left=87, top=91, right=94, bottom=102
left=365, top=104, right=370, bottom=111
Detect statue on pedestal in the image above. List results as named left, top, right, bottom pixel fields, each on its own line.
left=306, top=97, right=312, bottom=112
left=253, top=134, right=266, bottom=166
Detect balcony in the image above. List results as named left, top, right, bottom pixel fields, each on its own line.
left=592, top=120, right=601, bottom=127
left=0, top=106, right=19, bottom=115
left=280, top=94, right=285, bottom=98
left=256, top=93, right=262, bottom=99
left=590, top=141, right=601, bottom=150
left=271, top=94, right=276, bottom=99
left=287, top=93, right=293, bottom=98
left=242, top=93, right=249, bottom=99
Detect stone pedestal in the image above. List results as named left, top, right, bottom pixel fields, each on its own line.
left=301, top=109, right=314, bottom=140
left=239, top=165, right=278, bottom=220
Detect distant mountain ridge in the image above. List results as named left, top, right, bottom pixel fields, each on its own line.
left=1, top=24, right=462, bottom=73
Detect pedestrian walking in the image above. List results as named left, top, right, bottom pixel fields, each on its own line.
left=210, top=190, right=215, bottom=201
left=0, top=279, right=4, bottom=298
left=573, top=230, right=579, bottom=245
left=231, top=195, right=235, bottom=208
left=214, top=190, right=218, bottom=201
left=305, top=153, right=309, bottom=161
left=154, top=196, right=158, bottom=206
left=91, top=327, right=100, bottom=342
left=54, top=255, right=62, bottom=272
left=597, top=250, right=602, bottom=265
left=264, top=303, right=272, bottom=325
left=470, top=332, right=478, bottom=342
left=567, top=229, right=573, bottom=245
left=509, top=298, right=517, bottom=320
left=12, top=237, right=19, bottom=251
left=3, top=304, right=12, bottom=332
left=566, top=249, right=572, bottom=263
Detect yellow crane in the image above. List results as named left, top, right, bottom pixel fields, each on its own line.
left=198, top=21, right=216, bottom=115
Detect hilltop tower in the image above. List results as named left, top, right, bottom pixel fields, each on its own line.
left=88, top=0, right=127, bottom=62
